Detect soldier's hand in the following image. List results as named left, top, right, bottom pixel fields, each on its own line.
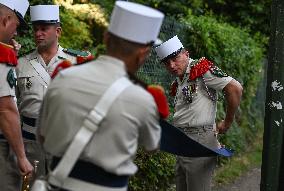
left=17, top=157, right=34, bottom=177
left=216, top=120, right=229, bottom=134
left=10, top=39, right=21, bottom=56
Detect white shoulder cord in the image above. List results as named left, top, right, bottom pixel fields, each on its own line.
left=48, top=76, right=132, bottom=186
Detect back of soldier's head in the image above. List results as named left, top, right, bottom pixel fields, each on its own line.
left=0, top=0, right=29, bottom=28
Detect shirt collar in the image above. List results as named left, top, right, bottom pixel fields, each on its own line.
left=29, top=45, right=65, bottom=61
left=56, top=45, right=69, bottom=60
left=176, top=58, right=195, bottom=84
left=96, top=55, right=127, bottom=76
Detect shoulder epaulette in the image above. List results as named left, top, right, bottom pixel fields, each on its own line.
left=63, top=48, right=95, bottom=65
left=76, top=54, right=95, bottom=65
left=189, top=57, right=213, bottom=81
left=51, top=60, right=73, bottom=79
left=147, top=85, right=169, bottom=119
left=0, top=42, right=17, bottom=66
left=63, top=48, right=90, bottom=57
left=51, top=53, right=95, bottom=79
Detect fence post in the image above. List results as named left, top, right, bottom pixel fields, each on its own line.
left=261, top=0, right=284, bottom=190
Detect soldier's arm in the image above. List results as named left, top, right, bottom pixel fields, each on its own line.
left=0, top=96, right=33, bottom=175
left=217, top=79, right=243, bottom=133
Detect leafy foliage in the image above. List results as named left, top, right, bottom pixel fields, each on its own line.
left=132, top=0, right=270, bottom=47
left=129, top=149, right=176, bottom=191
left=59, top=7, right=93, bottom=49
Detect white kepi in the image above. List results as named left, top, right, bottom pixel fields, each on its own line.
left=155, top=35, right=184, bottom=60
left=30, top=5, right=60, bottom=23
left=0, top=0, right=29, bottom=26
left=108, top=1, right=164, bottom=45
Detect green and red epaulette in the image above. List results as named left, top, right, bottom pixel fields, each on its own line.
left=51, top=53, right=95, bottom=79
left=0, top=42, right=17, bottom=66
left=189, top=57, right=213, bottom=81
left=147, top=85, right=170, bottom=119
left=51, top=60, right=72, bottom=79
left=76, top=54, right=95, bottom=65
left=63, top=48, right=95, bottom=64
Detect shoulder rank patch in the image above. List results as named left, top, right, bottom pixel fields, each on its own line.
left=189, top=57, right=213, bottom=81
left=63, top=48, right=89, bottom=57
left=0, top=43, right=17, bottom=66
left=7, top=69, right=16, bottom=88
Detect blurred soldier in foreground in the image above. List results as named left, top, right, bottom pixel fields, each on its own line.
left=38, top=1, right=164, bottom=191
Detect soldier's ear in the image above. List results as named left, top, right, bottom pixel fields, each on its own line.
left=140, top=45, right=151, bottom=57
left=56, top=26, right=62, bottom=37
left=136, top=45, right=151, bottom=66
left=184, top=50, right=189, bottom=57
left=1, top=14, right=10, bottom=28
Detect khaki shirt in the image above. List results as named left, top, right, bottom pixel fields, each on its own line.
left=16, top=46, right=77, bottom=119
left=173, top=59, right=233, bottom=127
left=39, top=55, right=161, bottom=175
left=0, top=64, right=16, bottom=135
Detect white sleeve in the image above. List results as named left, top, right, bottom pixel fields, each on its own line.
left=203, top=70, right=233, bottom=91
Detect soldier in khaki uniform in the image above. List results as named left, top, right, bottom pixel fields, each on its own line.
left=0, top=0, right=34, bottom=190
left=16, top=5, right=89, bottom=181
left=155, top=36, right=243, bottom=191
left=37, top=1, right=164, bottom=191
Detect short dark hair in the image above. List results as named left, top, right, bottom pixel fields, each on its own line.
left=106, top=32, right=149, bottom=56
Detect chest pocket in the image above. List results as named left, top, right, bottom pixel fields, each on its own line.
left=17, top=72, right=48, bottom=97
left=178, top=80, right=198, bottom=104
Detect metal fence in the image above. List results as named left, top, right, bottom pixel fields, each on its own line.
left=137, top=17, right=188, bottom=107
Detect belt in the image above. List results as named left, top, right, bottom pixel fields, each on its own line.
left=21, top=116, right=37, bottom=140
left=51, top=157, right=129, bottom=188
left=0, top=134, right=5, bottom=140
left=179, top=125, right=214, bottom=134
left=22, top=131, right=36, bottom=140
left=49, top=177, right=128, bottom=191
left=22, top=115, right=36, bottom=127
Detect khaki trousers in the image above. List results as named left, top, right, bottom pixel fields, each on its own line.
left=0, top=141, right=21, bottom=191
left=175, top=127, right=218, bottom=191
